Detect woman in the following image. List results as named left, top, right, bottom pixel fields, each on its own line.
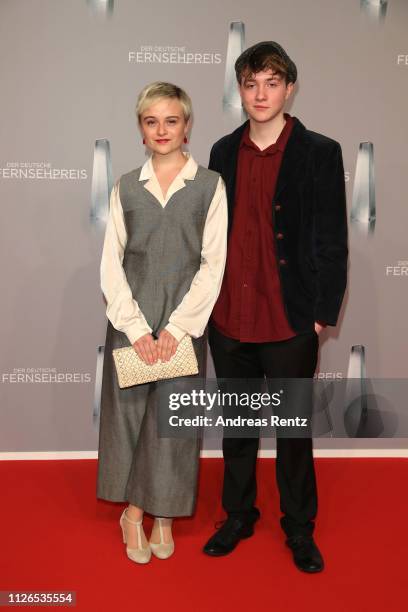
left=96, top=82, right=228, bottom=563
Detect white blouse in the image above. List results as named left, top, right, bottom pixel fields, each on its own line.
left=100, top=153, right=228, bottom=344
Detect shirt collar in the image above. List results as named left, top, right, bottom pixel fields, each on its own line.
left=240, top=113, right=294, bottom=154
left=139, top=151, right=198, bottom=181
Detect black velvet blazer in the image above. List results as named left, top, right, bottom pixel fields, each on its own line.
left=208, top=116, right=348, bottom=331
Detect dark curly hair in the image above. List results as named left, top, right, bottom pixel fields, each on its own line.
left=235, top=41, right=297, bottom=85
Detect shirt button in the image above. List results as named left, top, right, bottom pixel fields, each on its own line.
left=279, top=258, right=287, bottom=266
left=275, top=204, right=282, bottom=211
left=243, top=283, right=248, bottom=288
left=276, top=232, right=284, bottom=239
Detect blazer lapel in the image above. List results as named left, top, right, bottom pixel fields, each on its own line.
left=222, top=121, right=248, bottom=223
left=274, top=117, right=309, bottom=202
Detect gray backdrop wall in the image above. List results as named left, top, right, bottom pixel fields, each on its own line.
left=1, top=0, right=407, bottom=456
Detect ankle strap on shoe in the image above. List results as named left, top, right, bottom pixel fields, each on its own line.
left=123, top=508, right=143, bottom=525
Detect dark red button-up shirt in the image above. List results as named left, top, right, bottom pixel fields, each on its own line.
left=211, top=113, right=296, bottom=342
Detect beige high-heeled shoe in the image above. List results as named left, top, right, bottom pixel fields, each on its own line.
left=149, top=518, right=175, bottom=559
left=119, top=508, right=151, bottom=564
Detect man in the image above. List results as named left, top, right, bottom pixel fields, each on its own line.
left=203, top=41, right=348, bottom=572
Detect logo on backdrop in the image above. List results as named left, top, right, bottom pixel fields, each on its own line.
left=397, top=55, right=408, bottom=65
left=350, top=142, right=376, bottom=235
left=345, top=344, right=368, bottom=437
left=129, top=46, right=222, bottom=65
left=0, top=162, right=87, bottom=180
left=90, top=138, right=113, bottom=226
left=86, top=0, right=114, bottom=17
left=311, top=346, right=398, bottom=439
left=223, top=20, right=245, bottom=126
left=93, top=345, right=105, bottom=423
left=344, top=345, right=398, bottom=438
left=1, top=368, right=91, bottom=383
left=385, top=261, right=408, bottom=276
left=360, top=0, right=388, bottom=21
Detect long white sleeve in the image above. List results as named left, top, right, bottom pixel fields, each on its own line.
left=100, top=180, right=153, bottom=345
left=165, top=176, right=228, bottom=341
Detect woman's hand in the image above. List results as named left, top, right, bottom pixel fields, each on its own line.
left=132, top=333, right=158, bottom=365
left=156, top=329, right=179, bottom=362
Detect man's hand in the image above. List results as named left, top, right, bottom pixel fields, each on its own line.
left=132, top=333, right=158, bottom=365
left=156, top=329, right=179, bottom=362
left=314, top=321, right=326, bottom=335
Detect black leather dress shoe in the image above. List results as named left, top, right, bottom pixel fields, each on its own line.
left=203, top=512, right=260, bottom=557
left=285, top=535, right=324, bottom=573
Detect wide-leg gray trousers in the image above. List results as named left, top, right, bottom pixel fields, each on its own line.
left=96, top=322, right=206, bottom=517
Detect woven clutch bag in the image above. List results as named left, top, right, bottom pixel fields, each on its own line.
left=112, top=334, right=198, bottom=388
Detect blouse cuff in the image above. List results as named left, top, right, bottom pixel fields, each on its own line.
left=164, top=323, right=187, bottom=342
left=124, top=323, right=153, bottom=346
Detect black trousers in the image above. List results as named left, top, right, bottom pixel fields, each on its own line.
left=208, top=323, right=319, bottom=537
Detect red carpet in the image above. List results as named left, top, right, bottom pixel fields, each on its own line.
left=1, top=458, right=407, bottom=611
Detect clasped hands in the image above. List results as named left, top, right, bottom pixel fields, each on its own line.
left=132, top=330, right=179, bottom=365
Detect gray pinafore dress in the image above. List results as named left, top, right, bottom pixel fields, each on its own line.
left=96, top=164, right=219, bottom=517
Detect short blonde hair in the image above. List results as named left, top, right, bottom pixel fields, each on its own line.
left=136, top=81, right=192, bottom=123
